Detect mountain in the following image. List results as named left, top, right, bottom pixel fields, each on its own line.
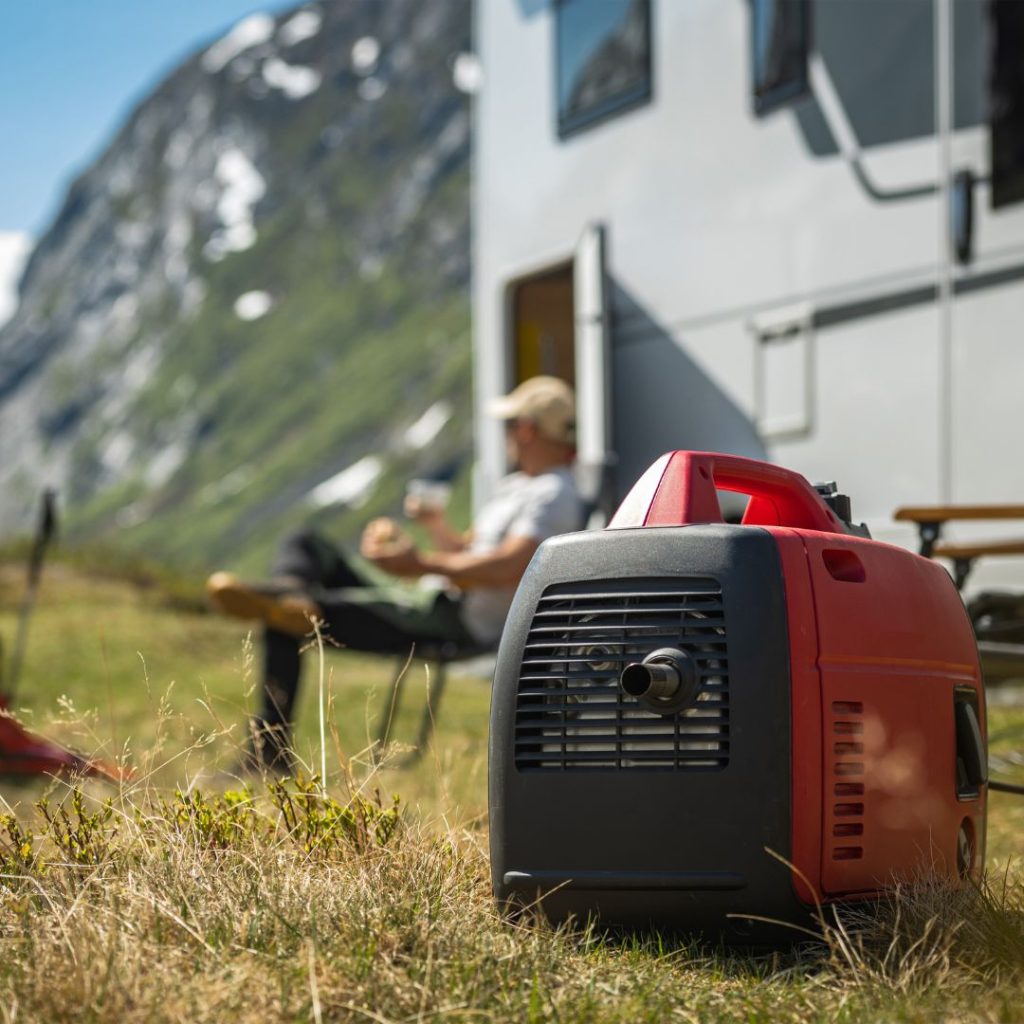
left=0, top=0, right=473, bottom=574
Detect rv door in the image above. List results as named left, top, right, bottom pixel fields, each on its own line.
left=573, top=222, right=613, bottom=521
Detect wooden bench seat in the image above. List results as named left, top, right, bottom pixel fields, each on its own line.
left=931, top=538, right=1024, bottom=561
left=930, top=537, right=1024, bottom=589
left=893, top=504, right=1024, bottom=562
left=893, top=506, right=1024, bottom=682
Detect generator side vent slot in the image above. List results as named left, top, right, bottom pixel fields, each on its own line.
left=828, top=701, right=866, bottom=860
left=513, top=577, right=729, bottom=771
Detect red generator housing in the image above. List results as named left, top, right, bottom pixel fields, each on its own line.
left=489, top=452, right=987, bottom=941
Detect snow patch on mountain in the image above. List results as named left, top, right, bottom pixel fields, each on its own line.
left=198, top=465, right=254, bottom=505
left=0, top=231, right=31, bottom=329
left=351, top=36, right=380, bottom=75
left=308, top=456, right=383, bottom=508
left=404, top=401, right=452, bottom=450
left=452, top=53, right=483, bottom=94
left=234, top=290, right=273, bottom=321
left=101, top=432, right=135, bottom=475
left=204, top=149, right=266, bottom=260
left=358, top=77, right=388, bottom=102
left=145, top=440, right=188, bottom=488
left=202, top=14, right=275, bottom=73
left=262, top=58, right=322, bottom=99
left=279, top=8, right=322, bottom=47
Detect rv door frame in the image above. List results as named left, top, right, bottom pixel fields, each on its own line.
left=498, top=227, right=614, bottom=519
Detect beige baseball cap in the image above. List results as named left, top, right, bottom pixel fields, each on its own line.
left=487, top=375, right=576, bottom=445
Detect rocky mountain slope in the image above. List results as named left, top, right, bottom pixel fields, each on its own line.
left=0, top=0, right=472, bottom=573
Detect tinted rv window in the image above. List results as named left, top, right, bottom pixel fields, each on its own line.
left=556, top=0, right=651, bottom=139
left=751, top=0, right=810, bottom=114
left=991, top=0, right=1024, bottom=208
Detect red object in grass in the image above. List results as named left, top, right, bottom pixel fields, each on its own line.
left=0, top=700, right=122, bottom=781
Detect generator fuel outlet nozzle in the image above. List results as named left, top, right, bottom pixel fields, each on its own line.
left=619, top=647, right=700, bottom=715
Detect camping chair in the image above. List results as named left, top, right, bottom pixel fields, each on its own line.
left=373, top=637, right=490, bottom=768
left=894, top=503, right=1024, bottom=684
left=376, top=465, right=611, bottom=766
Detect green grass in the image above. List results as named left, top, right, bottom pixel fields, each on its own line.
left=0, top=557, right=487, bottom=816
left=1, top=559, right=1024, bottom=1022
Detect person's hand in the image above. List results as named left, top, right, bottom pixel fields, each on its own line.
left=362, top=517, right=400, bottom=546
left=404, top=493, right=445, bottom=523
left=360, top=520, right=422, bottom=576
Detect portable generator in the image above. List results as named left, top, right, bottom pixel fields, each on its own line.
left=489, top=451, right=988, bottom=941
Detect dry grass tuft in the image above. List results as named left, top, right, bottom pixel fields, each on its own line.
left=0, top=759, right=1022, bottom=1023
left=816, top=875, right=1024, bottom=1002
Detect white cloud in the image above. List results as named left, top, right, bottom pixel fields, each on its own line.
left=308, top=456, right=383, bottom=509
left=234, top=290, right=273, bottom=321
left=202, top=14, right=275, bottom=73
left=262, top=58, right=322, bottom=100
left=0, top=231, right=32, bottom=329
left=279, top=8, right=322, bottom=47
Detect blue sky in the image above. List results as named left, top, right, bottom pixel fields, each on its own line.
left=0, top=0, right=295, bottom=236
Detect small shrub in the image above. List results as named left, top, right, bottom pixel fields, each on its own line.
left=267, top=774, right=401, bottom=855
left=37, top=790, right=116, bottom=867
left=161, top=787, right=261, bottom=850
left=0, top=813, right=41, bottom=875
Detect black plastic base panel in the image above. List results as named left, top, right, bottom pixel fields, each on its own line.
left=489, top=525, right=805, bottom=941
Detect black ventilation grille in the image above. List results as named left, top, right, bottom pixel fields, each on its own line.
left=514, top=578, right=730, bottom=771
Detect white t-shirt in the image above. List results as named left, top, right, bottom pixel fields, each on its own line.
left=460, top=467, right=582, bottom=645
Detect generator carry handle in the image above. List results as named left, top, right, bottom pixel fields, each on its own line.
left=608, top=450, right=844, bottom=534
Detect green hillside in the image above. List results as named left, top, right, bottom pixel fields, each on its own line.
left=0, top=0, right=474, bottom=576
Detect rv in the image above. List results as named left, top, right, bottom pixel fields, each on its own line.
left=471, top=0, right=1024, bottom=590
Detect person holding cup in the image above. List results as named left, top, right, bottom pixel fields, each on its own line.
left=206, top=376, right=582, bottom=771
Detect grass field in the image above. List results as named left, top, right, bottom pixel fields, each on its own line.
left=1, top=559, right=1024, bottom=1022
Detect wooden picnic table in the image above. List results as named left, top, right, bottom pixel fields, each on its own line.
left=893, top=504, right=1024, bottom=588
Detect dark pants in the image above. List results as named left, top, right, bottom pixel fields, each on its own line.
left=253, top=530, right=476, bottom=765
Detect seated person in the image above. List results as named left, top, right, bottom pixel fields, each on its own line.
left=206, top=375, right=582, bottom=769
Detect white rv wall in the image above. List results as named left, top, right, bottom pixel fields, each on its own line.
left=473, top=0, right=1024, bottom=593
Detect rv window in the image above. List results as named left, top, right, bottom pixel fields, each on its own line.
left=556, top=0, right=651, bottom=139
left=751, top=0, right=810, bottom=115
left=991, top=0, right=1024, bottom=208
